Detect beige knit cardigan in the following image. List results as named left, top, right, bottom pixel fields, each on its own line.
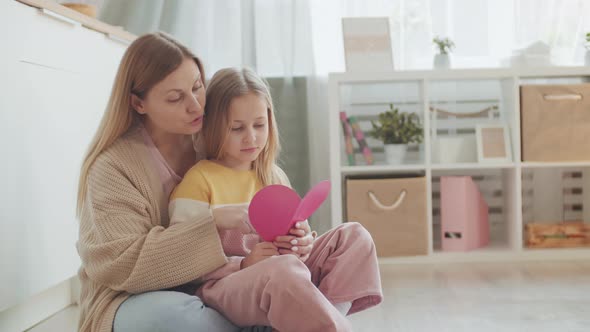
left=76, top=127, right=226, bottom=332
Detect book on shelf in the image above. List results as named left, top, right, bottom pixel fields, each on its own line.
left=339, top=111, right=356, bottom=166
left=347, top=115, right=374, bottom=165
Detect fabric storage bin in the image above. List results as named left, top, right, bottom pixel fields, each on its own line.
left=440, top=176, right=490, bottom=251
left=520, top=84, right=590, bottom=161
left=346, top=176, right=428, bottom=257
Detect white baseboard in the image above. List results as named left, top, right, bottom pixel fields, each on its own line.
left=69, top=276, right=80, bottom=306
left=0, top=276, right=77, bottom=332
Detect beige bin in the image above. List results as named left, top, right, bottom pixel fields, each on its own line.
left=346, top=176, right=428, bottom=257
left=520, top=83, right=590, bottom=162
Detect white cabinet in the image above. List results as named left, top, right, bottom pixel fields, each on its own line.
left=0, top=0, right=128, bottom=311
left=328, top=68, right=590, bottom=263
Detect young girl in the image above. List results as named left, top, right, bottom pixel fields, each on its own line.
left=169, top=68, right=382, bottom=332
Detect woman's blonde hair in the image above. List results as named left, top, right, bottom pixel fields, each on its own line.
left=76, top=32, right=205, bottom=216
left=202, top=67, right=282, bottom=186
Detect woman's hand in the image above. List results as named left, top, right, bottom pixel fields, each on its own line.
left=241, top=242, right=279, bottom=269
left=273, top=220, right=316, bottom=263
left=212, top=206, right=252, bottom=233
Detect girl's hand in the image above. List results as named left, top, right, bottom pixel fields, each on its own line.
left=273, top=220, right=316, bottom=263
left=212, top=206, right=252, bottom=233
left=241, top=242, right=279, bottom=269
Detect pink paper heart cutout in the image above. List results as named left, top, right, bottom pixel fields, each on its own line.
left=293, top=181, right=331, bottom=222
left=249, top=185, right=300, bottom=242
left=248, top=181, right=330, bottom=242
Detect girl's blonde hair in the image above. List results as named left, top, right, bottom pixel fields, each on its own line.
left=76, top=32, right=205, bottom=216
left=202, top=68, right=282, bottom=186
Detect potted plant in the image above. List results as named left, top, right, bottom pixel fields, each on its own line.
left=433, top=36, right=455, bottom=69
left=369, top=104, right=423, bottom=165
left=584, top=32, right=590, bottom=66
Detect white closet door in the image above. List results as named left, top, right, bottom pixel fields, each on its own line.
left=0, top=1, right=126, bottom=311
left=1, top=62, right=92, bottom=310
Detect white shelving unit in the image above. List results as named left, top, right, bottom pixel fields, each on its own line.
left=328, top=66, right=590, bottom=263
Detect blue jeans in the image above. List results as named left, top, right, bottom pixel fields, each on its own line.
left=113, top=291, right=271, bottom=332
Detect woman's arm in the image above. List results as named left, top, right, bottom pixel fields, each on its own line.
left=78, top=157, right=226, bottom=294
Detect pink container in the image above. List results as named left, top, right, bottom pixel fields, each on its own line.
left=440, top=176, right=490, bottom=251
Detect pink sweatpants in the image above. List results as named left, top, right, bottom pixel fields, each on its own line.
left=197, top=222, right=383, bottom=332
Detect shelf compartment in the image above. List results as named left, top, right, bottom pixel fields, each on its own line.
left=428, top=78, right=517, bottom=165
left=431, top=168, right=519, bottom=252
left=522, top=167, right=590, bottom=249
left=337, top=80, right=425, bottom=167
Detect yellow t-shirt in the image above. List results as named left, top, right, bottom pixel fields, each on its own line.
left=169, top=160, right=263, bottom=256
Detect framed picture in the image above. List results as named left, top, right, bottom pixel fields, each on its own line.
left=475, top=124, right=512, bottom=163
left=342, top=17, right=394, bottom=72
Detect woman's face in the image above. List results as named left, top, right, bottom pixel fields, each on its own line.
left=132, top=58, right=205, bottom=136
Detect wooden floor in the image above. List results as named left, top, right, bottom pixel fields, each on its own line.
left=350, top=261, right=590, bottom=332
left=29, top=261, right=590, bottom=332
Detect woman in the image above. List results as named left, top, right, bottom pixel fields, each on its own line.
left=75, top=32, right=315, bottom=332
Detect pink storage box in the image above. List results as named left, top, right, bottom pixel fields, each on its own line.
left=440, top=176, right=490, bottom=251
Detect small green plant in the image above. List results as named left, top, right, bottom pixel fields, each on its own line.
left=369, top=104, right=423, bottom=145
left=433, top=36, right=455, bottom=55
left=585, top=32, right=590, bottom=50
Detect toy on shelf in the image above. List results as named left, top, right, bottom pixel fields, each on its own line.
left=347, top=115, right=374, bottom=165
left=339, top=112, right=356, bottom=166
left=526, top=222, right=590, bottom=248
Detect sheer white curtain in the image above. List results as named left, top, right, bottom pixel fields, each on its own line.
left=99, top=0, right=590, bottom=231
left=305, top=0, right=590, bottom=73
left=96, top=0, right=590, bottom=72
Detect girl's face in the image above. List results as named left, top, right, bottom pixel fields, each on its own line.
left=219, top=92, right=269, bottom=170
left=131, top=58, right=205, bottom=136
